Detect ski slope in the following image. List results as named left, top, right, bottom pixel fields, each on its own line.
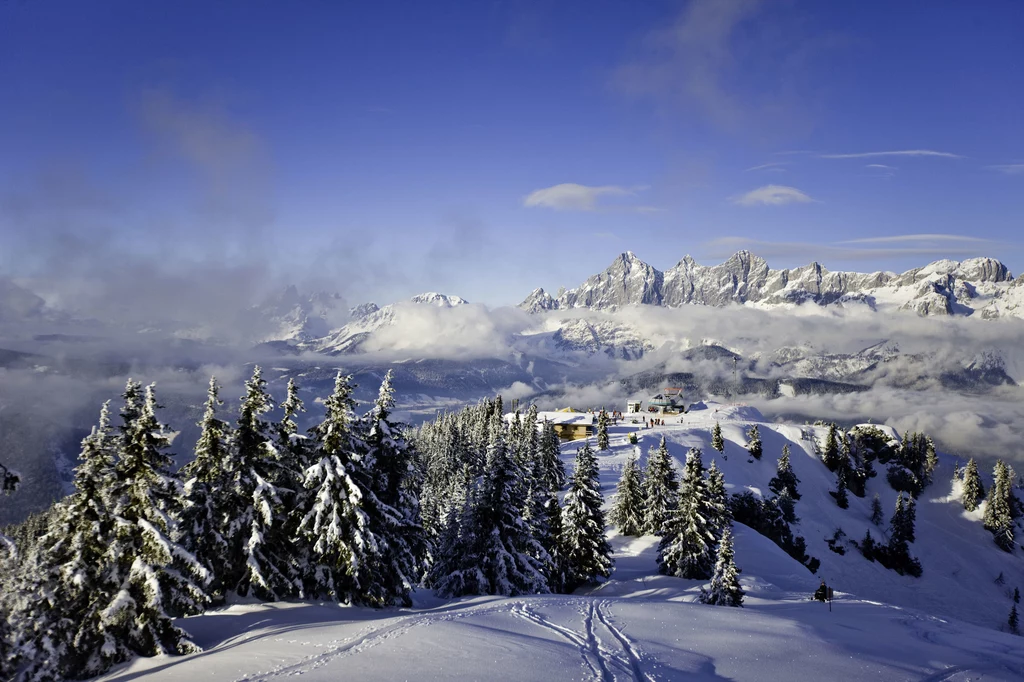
left=94, top=403, right=1024, bottom=681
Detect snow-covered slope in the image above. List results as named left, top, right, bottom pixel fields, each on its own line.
left=94, top=405, right=1024, bottom=681
left=521, top=250, right=1021, bottom=319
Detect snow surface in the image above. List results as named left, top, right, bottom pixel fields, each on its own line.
left=95, top=403, right=1024, bottom=681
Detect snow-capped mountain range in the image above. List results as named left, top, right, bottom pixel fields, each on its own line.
left=520, top=250, right=1023, bottom=318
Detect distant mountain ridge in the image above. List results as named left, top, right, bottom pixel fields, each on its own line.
left=520, top=251, right=1022, bottom=318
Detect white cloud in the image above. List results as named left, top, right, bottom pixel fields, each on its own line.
left=744, top=162, right=788, bottom=172
left=733, top=185, right=815, bottom=206
left=839, top=234, right=994, bottom=245
left=702, top=236, right=999, bottom=262
left=819, top=149, right=962, bottom=159
left=523, top=183, right=650, bottom=212
left=864, top=164, right=896, bottom=170
left=987, top=164, right=1024, bottom=175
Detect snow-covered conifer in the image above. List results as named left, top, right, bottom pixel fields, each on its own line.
left=100, top=381, right=211, bottom=661
left=360, top=369, right=424, bottom=606
left=711, top=422, right=725, bottom=454
left=985, top=460, right=1016, bottom=552
left=822, top=423, right=841, bottom=471
left=699, top=526, right=744, bottom=607
left=539, top=420, right=566, bottom=491
left=705, top=460, right=730, bottom=541
left=597, top=409, right=610, bottom=451
left=658, top=447, right=715, bottom=579
left=746, top=424, right=762, bottom=461
left=297, top=372, right=375, bottom=603
left=181, top=378, right=231, bottom=599
left=610, top=447, right=645, bottom=536
left=642, top=436, right=678, bottom=535
left=831, top=468, right=849, bottom=509
left=560, top=441, right=612, bottom=591
left=226, top=366, right=298, bottom=600
left=768, top=444, right=800, bottom=500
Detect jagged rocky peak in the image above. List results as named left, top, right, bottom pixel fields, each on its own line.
left=410, top=292, right=468, bottom=307
left=520, top=250, right=1019, bottom=319
left=521, top=288, right=558, bottom=313
left=349, top=302, right=380, bottom=319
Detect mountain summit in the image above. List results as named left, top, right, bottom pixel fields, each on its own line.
left=521, top=251, right=1020, bottom=318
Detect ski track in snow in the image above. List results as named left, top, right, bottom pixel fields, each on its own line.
left=233, top=602, right=515, bottom=681
left=593, top=600, right=651, bottom=682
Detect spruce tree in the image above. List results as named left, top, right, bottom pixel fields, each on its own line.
left=860, top=529, right=877, bottom=561
left=360, top=369, right=424, bottom=606
left=525, top=449, right=563, bottom=592
left=227, top=366, right=297, bottom=600
left=7, top=403, right=121, bottom=678
left=705, top=460, right=730, bottom=541
left=428, top=464, right=483, bottom=597
left=297, top=372, right=376, bottom=603
left=711, top=422, right=725, bottom=454
left=539, top=420, right=566, bottom=491
left=768, top=444, right=800, bottom=500
left=699, top=526, right=744, bottom=607
left=822, top=423, right=841, bottom=471
left=1010, top=604, right=1020, bottom=635
left=181, top=377, right=232, bottom=600
left=871, top=493, right=884, bottom=526
left=100, top=381, right=211, bottom=660
left=475, top=428, right=549, bottom=595
left=658, top=447, right=715, bottom=579
left=597, top=409, right=610, bottom=451
left=610, top=448, right=645, bottom=536
left=561, top=441, right=613, bottom=592
left=831, top=468, right=849, bottom=509
left=958, top=456, right=983, bottom=509
left=985, top=460, right=1016, bottom=552
left=642, top=436, right=678, bottom=535
left=746, top=424, right=762, bottom=461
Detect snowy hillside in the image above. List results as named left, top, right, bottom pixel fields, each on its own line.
left=90, top=403, right=1024, bottom=682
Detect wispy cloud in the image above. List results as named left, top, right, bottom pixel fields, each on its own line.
left=522, top=183, right=654, bottom=212
left=987, top=164, right=1024, bottom=175
left=744, top=162, right=788, bottom=172
left=865, top=164, right=896, bottom=170
left=839, top=234, right=995, bottom=245
left=702, top=236, right=1001, bottom=263
left=733, top=185, right=815, bottom=206
left=819, top=149, right=962, bottom=159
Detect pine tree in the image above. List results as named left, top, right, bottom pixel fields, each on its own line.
left=711, top=422, right=725, bottom=454
left=297, top=372, right=376, bottom=603
left=539, top=420, right=566, bottom=491
left=181, top=378, right=232, bottom=600
left=699, top=526, right=744, bottom=607
left=525, top=449, right=563, bottom=592
left=610, top=448, right=645, bottom=536
left=658, top=447, right=715, bottom=579
left=7, top=403, right=122, bottom=678
left=768, top=444, right=801, bottom=500
left=642, top=436, right=678, bottom=535
left=597, top=409, right=610, bottom=451
left=1010, top=604, right=1020, bottom=635
left=860, top=529, right=877, bottom=561
left=822, top=423, right=841, bottom=471
left=226, top=366, right=298, bottom=600
left=1016, top=587, right=1021, bottom=604
left=475, top=428, right=549, bottom=595
left=360, top=369, right=425, bottom=606
left=561, top=441, right=613, bottom=592
left=985, top=460, right=1016, bottom=552
left=705, top=460, right=730, bottom=541
left=428, top=464, right=484, bottom=597
left=961, top=458, right=985, bottom=512
left=904, top=496, right=917, bottom=543
left=831, top=468, right=849, bottom=509
left=746, top=425, right=762, bottom=461
left=871, top=493, right=884, bottom=526
left=100, top=381, right=211, bottom=661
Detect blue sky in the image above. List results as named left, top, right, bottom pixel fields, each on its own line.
left=1, top=0, right=1022, bottom=306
